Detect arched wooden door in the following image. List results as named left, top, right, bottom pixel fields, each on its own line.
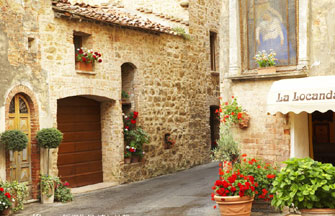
left=8, top=94, right=31, bottom=184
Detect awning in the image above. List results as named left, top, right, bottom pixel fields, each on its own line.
left=267, top=76, right=335, bottom=114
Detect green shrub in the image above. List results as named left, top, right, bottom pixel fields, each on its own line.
left=271, top=158, right=335, bottom=211
left=0, top=130, right=28, bottom=151
left=40, top=174, right=57, bottom=198
left=36, top=128, right=63, bottom=149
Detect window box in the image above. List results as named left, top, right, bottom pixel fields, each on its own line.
left=75, top=61, right=93, bottom=72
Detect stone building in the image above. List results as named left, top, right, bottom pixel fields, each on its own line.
left=222, top=0, right=335, bottom=165
left=0, top=0, right=221, bottom=199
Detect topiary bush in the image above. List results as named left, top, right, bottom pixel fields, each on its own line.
left=0, top=130, right=28, bottom=151
left=36, top=128, right=63, bottom=149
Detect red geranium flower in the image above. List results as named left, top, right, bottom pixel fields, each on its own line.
left=0, top=188, right=3, bottom=192
left=131, top=119, right=136, bottom=124
left=5, top=192, right=10, bottom=198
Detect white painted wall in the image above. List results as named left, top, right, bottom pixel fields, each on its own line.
left=290, top=112, right=310, bottom=158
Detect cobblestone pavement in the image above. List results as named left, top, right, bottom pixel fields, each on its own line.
left=17, top=162, right=288, bottom=216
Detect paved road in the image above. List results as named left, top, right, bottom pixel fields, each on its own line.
left=19, top=162, right=221, bottom=216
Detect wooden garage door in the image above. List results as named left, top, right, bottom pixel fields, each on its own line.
left=57, top=96, right=103, bottom=188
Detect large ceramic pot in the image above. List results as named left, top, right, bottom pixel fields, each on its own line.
left=300, top=209, right=335, bottom=216
left=214, top=195, right=254, bottom=216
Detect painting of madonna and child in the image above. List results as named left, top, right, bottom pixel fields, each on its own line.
left=242, top=0, right=297, bottom=68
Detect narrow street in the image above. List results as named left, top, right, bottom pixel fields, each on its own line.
left=19, top=162, right=221, bottom=216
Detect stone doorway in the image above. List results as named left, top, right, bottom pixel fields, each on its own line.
left=210, top=106, right=220, bottom=150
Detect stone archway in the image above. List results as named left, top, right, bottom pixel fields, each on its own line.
left=5, top=85, right=40, bottom=199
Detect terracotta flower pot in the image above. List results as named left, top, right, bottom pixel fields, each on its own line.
left=131, top=155, right=140, bottom=163
left=239, top=112, right=250, bottom=129
left=214, top=195, right=254, bottom=216
left=257, top=66, right=276, bottom=75
left=1, top=208, right=12, bottom=216
left=252, top=199, right=280, bottom=213
left=300, top=209, right=335, bottom=216
left=75, top=61, right=93, bottom=72
left=124, top=157, right=131, bottom=164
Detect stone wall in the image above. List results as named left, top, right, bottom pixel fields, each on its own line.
left=37, top=0, right=221, bottom=184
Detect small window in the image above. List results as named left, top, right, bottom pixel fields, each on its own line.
left=73, top=35, right=83, bottom=55
left=210, top=32, right=217, bottom=71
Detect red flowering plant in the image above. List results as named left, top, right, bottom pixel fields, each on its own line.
left=75, top=47, right=102, bottom=64
left=123, top=111, right=149, bottom=159
left=0, top=188, right=12, bottom=211
left=211, top=161, right=257, bottom=201
left=216, top=96, right=244, bottom=124
left=235, top=154, right=279, bottom=201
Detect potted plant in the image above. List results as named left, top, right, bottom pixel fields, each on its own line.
left=123, top=111, right=149, bottom=163
left=164, top=134, right=175, bottom=149
left=36, top=128, right=63, bottom=203
left=0, top=188, right=12, bottom=216
left=236, top=154, right=279, bottom=213
left=254, top=49, right=277, bottom=75
left=0, top=181, right=28, bottom=213
left=54, top=179, right=73, bottom=203
left=75, top=47, right=102, bottom=72
left=271, top=158, right=335, bottom=215
left=121, top=90, right=130, bottom=102
left=124, top=149, right=131, bottom=164
left=40, top=175, right=57, bottom=204
left=0, top=130, right=28, bottom=152
left=211, top=161, right=256, bottom=216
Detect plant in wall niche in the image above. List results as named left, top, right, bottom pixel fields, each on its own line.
left=0, top=130, right=28, bottom=151
left=164, top=134, right=175, bottom=149
left=123, top=111, right=150, bottom=163
left=0, top=181, right=28, bottom=213
left=172, top=27, right=191, bottom=40
left=271, top=158, right=335, bottom=215
left=0, top=188, right=12, bottom=214
left=76, top=47, right=102, bottom=63
left=122, top=90, right=130, bottom=100
left=54, top=179, right=73, bottom=203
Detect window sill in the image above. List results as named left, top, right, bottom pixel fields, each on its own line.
left=226, top=67, right=308, bottom=81
left=76, top=70, right=97, bottom=75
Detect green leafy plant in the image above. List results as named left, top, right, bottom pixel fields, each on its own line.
left=76, top=47, right=102, bottom=63
left=36, top=128, right=63, bottom=149
left=271, top=158, right=335, bottom=212
left=0, top=181, right=28, bottom=212
left=54, top=179, right=73, bottom=203
left=0, top=187, right=12, bottom=212
left=254, top=49, right=277, bottom=67
left=122, top=90, right=129, bottom=99
left=211, top=122, right=240, bottom=164
left=124, top=151, right=131, bottom=158
left=125, top=127, right=149, bottom=158
left=40, top=175, right=58, bottom=198
left=0, top=130, right=28, bottom=151
left=236, top=154, right=278, bottom=201
left=172, top=27, right=191, bottom=40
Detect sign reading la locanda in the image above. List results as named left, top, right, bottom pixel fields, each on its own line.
left=276, top=90, right=335, bottom=102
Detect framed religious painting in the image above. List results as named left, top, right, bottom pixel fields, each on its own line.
left=240, top=0, right=298, bottom=71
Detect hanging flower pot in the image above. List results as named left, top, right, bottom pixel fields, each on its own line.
left=214, top=195, right=254, bottom=216
left=239, top=112, right=250, bottom=129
